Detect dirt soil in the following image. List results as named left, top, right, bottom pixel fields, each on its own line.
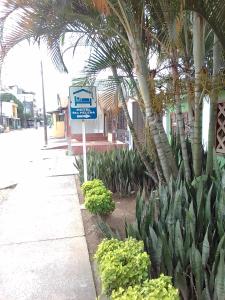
left=75, top=175, right=136, bottom=297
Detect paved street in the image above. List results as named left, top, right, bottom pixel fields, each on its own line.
left=0, top=129, right=96, bottom=300
left=0, top=128, right=44, bottom=189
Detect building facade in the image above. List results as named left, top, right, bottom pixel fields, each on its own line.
left=7, top=85, right=37, bottom=127
left=1, top=101, right=20, bottom=129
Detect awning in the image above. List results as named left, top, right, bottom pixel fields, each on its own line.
left=47, top=106, right=67, bottom=114
left=98, top=92, right=120, bottom=115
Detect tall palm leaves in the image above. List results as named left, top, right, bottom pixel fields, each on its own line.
left=185, top=0, right=225, bottom=50
left=0, top=0, right=101, bottom=71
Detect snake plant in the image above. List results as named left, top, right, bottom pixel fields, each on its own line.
left=74, top=149, right=154, bottom=195
left=126, top=173, right=225, bottom=300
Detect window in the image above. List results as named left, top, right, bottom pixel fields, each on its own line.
left=56, top=113, right=64, bottom=122
left=216, top=102, right=225, bottom=154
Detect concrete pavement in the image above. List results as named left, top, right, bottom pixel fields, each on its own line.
left=0, top=146, right=96, bottom=300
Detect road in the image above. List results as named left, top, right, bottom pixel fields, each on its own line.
left=0, top=128, right=47, bottom=189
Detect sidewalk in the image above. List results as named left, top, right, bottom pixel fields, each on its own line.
left=0, top=149, right=96, bottom=300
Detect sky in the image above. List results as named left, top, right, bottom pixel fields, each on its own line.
left=1, top=40, right=91, bottom=111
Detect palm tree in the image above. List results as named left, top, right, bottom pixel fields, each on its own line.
left=93, top=0, right=179, bottom=182
left=148, top=0, right=192, bottom=180
left=83, top=38, right=160, bottom=183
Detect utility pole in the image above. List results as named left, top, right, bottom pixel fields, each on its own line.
left=0, top=21, right=3, bottom=126
left=40, top=60, right=48, bottom=146
left=0, top=71, right=2, bottom=126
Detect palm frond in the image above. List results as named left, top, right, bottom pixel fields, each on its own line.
left=185, top=0, right=225, bottom=50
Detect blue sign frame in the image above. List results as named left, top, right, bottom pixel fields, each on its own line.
left=69, top=87, right=97, bottom=120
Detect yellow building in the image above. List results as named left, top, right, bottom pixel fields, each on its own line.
left=49, top=109, right=65, bottom=138
left=2, top=101, right=20, bottom=130
left=12, top=102, right=18, bottom=118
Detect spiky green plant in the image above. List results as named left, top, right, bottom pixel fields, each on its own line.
left=126, top=171, right=225, bottom=299
left=74, top=149, right=155, bottom=196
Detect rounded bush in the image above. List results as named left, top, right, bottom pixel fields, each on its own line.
left=81, top=179, right=104, bottom=196
left=85, top=185, right=108, bottom=196
left=84, top=189, right=115, bottom=215
left=111, top=275, right=179, bottom=300
left=95, top=238, right=150, bottom=295
left=95, top=238, right=124, bottom=264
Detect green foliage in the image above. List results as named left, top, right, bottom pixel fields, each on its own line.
left=86, top=185, right=108, bottom=196
left=111, top=275, right=179, bottom=300
left=96, top=216, right=122, bottom=239
left=126, top=173, right=225, bottom=299
left=84, top=189, right=115, bottom=215
left=75, top=149, right=154, bottom=196
left=0, top=92, right=18, bottom=102
left=81, top=179, right=104, bottom=196
left=81, top=179, right=115, bottom=215
left=170, top=134, right=207, bottom=180
left=95, top=238, right=150, bottom=296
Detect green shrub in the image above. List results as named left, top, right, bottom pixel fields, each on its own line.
left=95, top=238, right=122, bottom=264
left=95, top=238, right=150, bottom=295
left=84, top=189, right=115, bottom=215
left=111, top=275, right=179, bottom=300
left=81, top=179, right=115, bottom=215
left=81, top=179, right=104, bottom=196
left=85, top=185, right=108, bottom=196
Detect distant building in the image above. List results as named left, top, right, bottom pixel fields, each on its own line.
left=1, top=101, right=20, bottom=129
left=48, top=97, right=68, bottom=138
left=7, top=85, right=37, bottom=127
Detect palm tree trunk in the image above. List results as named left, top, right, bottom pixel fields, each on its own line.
left=127, top=32, right=173, bottom=182
left=130, top=72, right=166, bottom=180
left=171, top=58, right=191, bottom=181
left=155, top=118, right=178, bottom=177
left=192, top=12, right=205, bottom=177
left=183, top=11, right=194, bottom=144
left=112, top=66, right=159, bottom=184
left=186, top=79, right=194, bottom=143
left=206, top=35, right=222, bottom=174
left=184, top=61, right=195, bottom=144
left=129, top=73, right=146, bottom=119
left=148, top=69, right=178, bottom=178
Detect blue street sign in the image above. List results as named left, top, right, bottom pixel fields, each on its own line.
left=71, top=107, right=97, bottom=119
left=69, top=86, right=97, bottom=120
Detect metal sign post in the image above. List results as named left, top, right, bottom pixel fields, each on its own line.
left=69, top=86, right=97, bottom=182
left=82, top=120, right=87, bottom=182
